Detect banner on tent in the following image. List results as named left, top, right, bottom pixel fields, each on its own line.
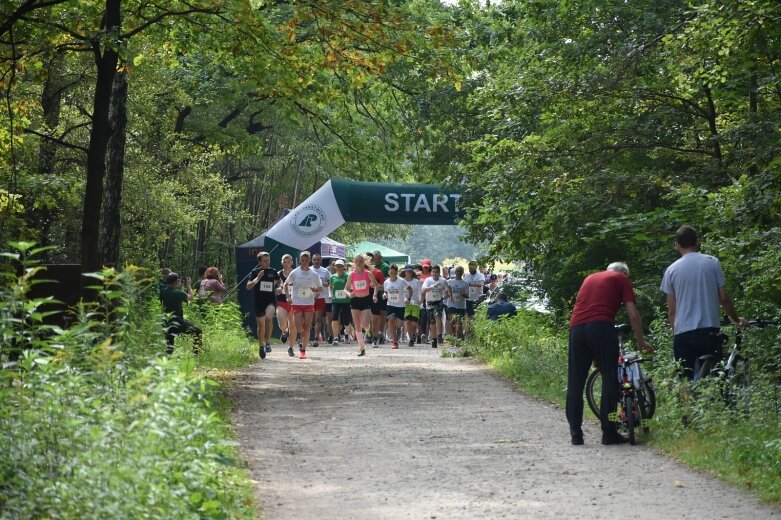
left=265, top=179, right=463, bottom=250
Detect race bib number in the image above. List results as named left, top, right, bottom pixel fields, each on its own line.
left=427, top=288, right=443, bottom=301
left=469, top=286, right=482, bottom=300
left=388, top=290, right=401, bottom=304
left=295, top=286, right=312, bottom=299
left=354, top=279, right=367, bottom=291
left=335, top=289, right=347, bottom=299
left=453, top=290, right=465, bottom=302
left=259, top=281, right=273, bottom=292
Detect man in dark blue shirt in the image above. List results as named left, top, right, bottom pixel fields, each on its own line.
left=487, top=293, right=517, bottom=320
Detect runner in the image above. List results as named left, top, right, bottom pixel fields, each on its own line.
left=368, top=256, right=387, bottom=347
left=283, top=251, right=323, bottom=359
left=447, top=266, right=469, bottom=340
left=329, top=259, right=351, bottom=346
left=246, top=251, right=280, bottom=359
left=383, top=264, right=411, bottom=349
left=402, top=265, right=423, bottom=347
left=276, top=254, right=296, bottom=357
left=421, top=265, right=449, bottom=349
left=311, top=253, right=331, bottom=347
left=418, top=259, right=433, bottom=343
left=463, top=260, right=485, bottom=336
left=346, top=254, right=380, bottom=356
left=374, top=250, right=391, bottom=342
left=325, top=259, right=336, bottom=342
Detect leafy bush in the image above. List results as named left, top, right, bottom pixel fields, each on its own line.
left=0, top=243, right=255, bottom=519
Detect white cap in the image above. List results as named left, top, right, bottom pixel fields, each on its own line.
left=334, top=259, right=345, bottom=266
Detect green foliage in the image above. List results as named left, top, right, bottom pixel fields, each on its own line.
left=0, top=244, right=256, bottom=519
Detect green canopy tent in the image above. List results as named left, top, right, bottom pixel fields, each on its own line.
left=347, top=241, right=409, bottom=266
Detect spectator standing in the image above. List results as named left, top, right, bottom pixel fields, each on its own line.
left=660, top=225, right=747, bottom=380
left=160, top=272, right=202, bottom=354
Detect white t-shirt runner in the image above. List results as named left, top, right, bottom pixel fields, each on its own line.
left=404, top=278, right=423, bottom=306
left=463, top=271, right=486, bottom=301
left=447, top=279, right=469, bottom=310
left=422, top=277, right=448, bottom=303
left=285, top=267, right=323, bottom=306
left=384, top=278, right=408, bottom=308
left=312, top=266, right=332, bottom=303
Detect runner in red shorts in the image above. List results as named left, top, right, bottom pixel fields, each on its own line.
left=283, top=251, right=323, bottom=359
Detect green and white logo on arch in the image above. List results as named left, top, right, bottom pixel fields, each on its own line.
left=265, top=179, right=463, bottom=250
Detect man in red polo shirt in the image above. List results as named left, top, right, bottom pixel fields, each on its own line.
left=566, top=262, right=652, bottom=446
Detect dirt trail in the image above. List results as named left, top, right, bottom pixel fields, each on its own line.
left=230, top=345, right=778, bottom=520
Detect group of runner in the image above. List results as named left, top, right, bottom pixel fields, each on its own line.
left=247, top=250, right=493, bottom=359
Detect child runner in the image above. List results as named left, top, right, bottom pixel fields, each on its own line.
left=402, top=265, right=423, bottom=347
left=421, top=265, right=448, bottom=348
left=283, top=251, right=322, bottom=359
left=246, top=251, right=280, bottom=358
left=346, top=254, right=380, bottom=356
left=276, top=254, right=296, bottom=357
left=447, top=266, right=469, bottom=340
left=383, top=264, right=412, bottom=349
left=329, top=259, right=351, bottom=346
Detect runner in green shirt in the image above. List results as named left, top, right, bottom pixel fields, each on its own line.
left=329, top=259, right=351, bottom=346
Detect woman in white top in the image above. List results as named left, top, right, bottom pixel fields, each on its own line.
left=284, top=251, right=322, bottom=359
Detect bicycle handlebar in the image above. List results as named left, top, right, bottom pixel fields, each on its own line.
left=720, top=318, right=781, bottom=328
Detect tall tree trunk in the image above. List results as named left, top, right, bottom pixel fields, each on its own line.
left=34, top=50, right=66, bottom=260
left=81, top=0, right=120, bottom=275
left=99, top=68, right=127, bottom=267
left=703, top=85, right=722, bottom=162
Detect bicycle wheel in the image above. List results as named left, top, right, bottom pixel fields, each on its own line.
left=637, top=381, right=656, bottom=421
left=724, top=356, right=750, bottom=413
left=585, top=368, right=603, bottom=418
left=624, top=394, right=636, bottom=445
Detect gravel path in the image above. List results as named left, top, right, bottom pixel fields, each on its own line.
left=230, top=344, right=778, bottom=520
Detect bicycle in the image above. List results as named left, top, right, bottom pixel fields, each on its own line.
left=585, top=324, right=656, bottom=445
left=693, top=319, right=780, bottom=413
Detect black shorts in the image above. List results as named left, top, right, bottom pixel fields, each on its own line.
left=254, top=298, right=276, bottom=316
left=449, top=307, right=465, bottom=321
left=350, top=295, right=372, bottom=311
left=466, top=300, right=476, bottom=317
left=324, top=302, right=332, bottom=314
left=371, top=294, right=387, bottom=315
left=386, top=306, right=405, bottom=320
left=331, top=302, right=351, bottom=325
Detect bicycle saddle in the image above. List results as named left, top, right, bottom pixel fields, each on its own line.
left=615, top=324, right=631, bottom=334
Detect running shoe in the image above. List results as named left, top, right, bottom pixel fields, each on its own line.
left=259, top=345, right=266, bottom=359
left=358, top=347, right=366, bottom=357
left=265, top=343, right=272, bottom=353
left=391, top=342, right=399, bottom=349
left=438, top=335, right=444, bottom=344
left=280, top=331, right=288, bottom=344
left=408, top=338, right=415, bottom=348
left=313, top=341, right=319, bottom=348
left=288, top=346, right=294, bottom=357
left=300, top=349, right=306, bottom=359
left=432, top=339, right=438, bottom=349
left=327, top=335, right=334, bottom=344
left=372, top=337, right=379, bottom=348
left=332, top=340, right=339, bottom=347
left=379, top=335, right=385, bottom=344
